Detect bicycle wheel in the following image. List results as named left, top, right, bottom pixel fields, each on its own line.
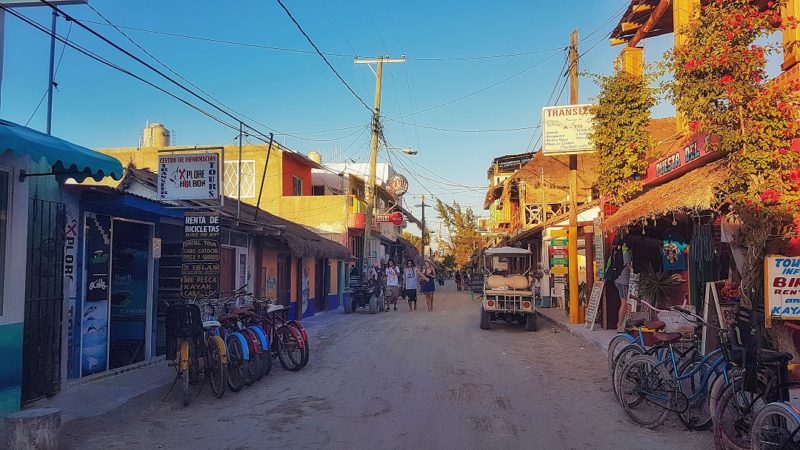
left=751, top=402, right=800, bottom=450
left=240, top=329, right=260, bottom=385
left=612, top=344, right=644, bottom=400
left=248, top=325, right=272, bottom=377
left=276, top=324, right=304, bottom=371
left=714, top=376, right=762, bottom=450
left=608, top=334, right=634, bottom=376
left=206, top=336, right=227, bottom=399
left=288, top=320, right=310, bottom=369
left=676, top=354, right=716, bottom=431
left=618, top=354, right=670, bottom=429
left=179, top=339, right=190, bottom=407
left=225, top=334, right=246, bottom=392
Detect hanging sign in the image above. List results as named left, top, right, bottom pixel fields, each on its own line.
left=376, top=211, right=404, bottom=226
left=387, top=174, right=409, bottom=197
left=181, top=213, right=221, bottom=299
left=158, top=153, right=220, bottom=201
left=765, top=255, right=800, bottom=324
left=594, top=217, right=605, bottom=279
left=542, top=104, right=595, bottom=155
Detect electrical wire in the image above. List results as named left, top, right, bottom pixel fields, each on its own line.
left=274, top=0, right=372, bottom=112
left=25, top=20, right=72, bottom=126
left=385, top=117, right=539, bottom=133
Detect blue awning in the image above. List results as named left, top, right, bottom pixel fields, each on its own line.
left=0, top=119, right=123, bottom=182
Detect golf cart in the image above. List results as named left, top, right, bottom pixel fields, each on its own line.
left=479, top=246, right=537, bottom=331
left=344, top=267, right=385, bottom=314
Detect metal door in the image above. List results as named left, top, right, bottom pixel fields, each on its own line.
left=21, top=198, right=66, bottom=404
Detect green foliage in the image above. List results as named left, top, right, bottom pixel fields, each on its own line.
left=435, top=199, right=485, bottom=269
left=402, top=231, right=423, bottom=252
left=589, top=70, right=657, bottom=205
left=638, top=266, right=685, bottom=309
left=441, top=254, right=456, bottom=270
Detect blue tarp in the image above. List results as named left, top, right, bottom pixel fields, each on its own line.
left=0, top=119, right=123, bottom=182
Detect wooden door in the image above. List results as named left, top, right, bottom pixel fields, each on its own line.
left=315, top=259, right=326, bottom=312
left=276, top=254, right=291, bottom=306
left=220, top=247, right=236, bottom=293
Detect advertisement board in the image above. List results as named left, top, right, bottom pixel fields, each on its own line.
left=158, top=153, right=220, bottom=201
left=82, top=213, right=111, bottom=377
left=542, top=104, right=595, bottom=155
left=765, top=255, right=800, bottom=322
left=181, top=213, right=221, bottom=299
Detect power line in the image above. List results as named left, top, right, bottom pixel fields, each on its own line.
left=385, top=117, right=539, bottom=133
left=274, top=0, right=372, bottom=112
left=26, top=20, right=72, bottom=126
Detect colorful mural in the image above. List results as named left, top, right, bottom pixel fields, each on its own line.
left=82, top=213, right=111, bottom=377
left=301, top=262, right=310, bottom=316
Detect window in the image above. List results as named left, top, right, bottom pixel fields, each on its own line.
left=223, top=160, right=256, bottom=198
left=312, top=185, right=325, bottom=196
left=292, top=176, right=303, bottom=196
left=0, top=171, right=8, bottom=314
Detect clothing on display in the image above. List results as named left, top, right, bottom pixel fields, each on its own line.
left=661, top=240, right=688, bottom=271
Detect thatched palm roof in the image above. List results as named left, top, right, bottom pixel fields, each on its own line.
left=601, top=160, right=728, bottom=231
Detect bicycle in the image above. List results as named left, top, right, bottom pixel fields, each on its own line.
left=743, top=322, right=800, bottom=450
left=254, top=298, right=309, bottom=371
left=617, top=305, right=732, bottom=430
left=164, top=298, right=227, bottom=406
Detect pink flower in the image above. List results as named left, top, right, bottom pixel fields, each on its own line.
left=761, top=189, right=781, bottom=205
left=720, top=74, right=734, bottom=85
left=689, top=120, right=700, bottom=132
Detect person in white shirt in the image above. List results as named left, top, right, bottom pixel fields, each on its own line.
left=403, top=259, right=419, bottom=311
left=384, top=259, right=400, bottom=311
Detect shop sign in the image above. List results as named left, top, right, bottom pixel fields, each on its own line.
left=550, top=257, right=568, bottom=267
left=376, top=211, right=404, bottom=226
left=542, top=104, right=595, bottom=155
left=387, top=174, right=409, bottom=197
left=82, top=213, right=111, bottom=377
left=765, top=255, right=800, bottom=321
left=158, top=153, right=220, bottom=201
left=550, top=229, right=568, bottom=238
left=550, top=237, right=568, bottom=248
left=550, top=266, right=569, bottom=276
left=645, top=134, right=715, bottom=184
left=181, top=213, right=221, bottom=299
left=593, top=217, right=605, bottom=279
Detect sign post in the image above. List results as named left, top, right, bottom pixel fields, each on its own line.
left=584, top=280, right=605, bottom=330
left=181, top=213, right=221, bottom=299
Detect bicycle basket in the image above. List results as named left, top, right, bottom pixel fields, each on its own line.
left=657, top=310, right=695, bottom=336
left=165, top=303, right=203, bottom=360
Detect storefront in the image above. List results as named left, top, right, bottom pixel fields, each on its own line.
left=66, top=186, right=182, bottom=379
left=600, top=159, right=729, bottom=330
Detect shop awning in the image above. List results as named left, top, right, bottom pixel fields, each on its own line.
left=602, top=160, right=728, bottom=231
left=0, top=119, right=123, bottom=182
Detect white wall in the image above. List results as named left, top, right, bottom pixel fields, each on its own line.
left=0, top=153, right=29, bottom=326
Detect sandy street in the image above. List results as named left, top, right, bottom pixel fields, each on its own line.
left=61, top=282, right=711, bottom=449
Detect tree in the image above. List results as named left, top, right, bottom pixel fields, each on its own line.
left=402, top=231, right=424, bottom=252
left=435, top=199, right=485, bottom=269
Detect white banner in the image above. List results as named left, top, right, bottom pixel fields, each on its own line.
left=766, top=255, right=800, bottom=320
left=158, top=153, right=220, bottom=201
left=542, top=104, right=595, bottom=155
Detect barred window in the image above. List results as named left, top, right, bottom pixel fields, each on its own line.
left=223, top=160, right=256, bottom=198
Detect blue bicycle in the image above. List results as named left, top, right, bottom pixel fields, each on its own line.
left=618, top=305, right=731, bottom=430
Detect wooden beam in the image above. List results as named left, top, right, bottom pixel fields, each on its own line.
left=628, top=0, right=672, bottom=47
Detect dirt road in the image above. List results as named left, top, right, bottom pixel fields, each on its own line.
left=61, top=282, right=711, bottom=449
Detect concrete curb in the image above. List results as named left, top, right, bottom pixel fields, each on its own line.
left=537, top=310, right=609, bottom=352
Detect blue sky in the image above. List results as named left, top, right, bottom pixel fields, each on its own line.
left=1, top=0, right=679, bottom=232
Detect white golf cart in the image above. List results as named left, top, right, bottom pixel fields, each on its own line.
left=479, top=246, right=537, bottom=331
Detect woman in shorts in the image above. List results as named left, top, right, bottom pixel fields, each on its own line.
left=403, top=259, right=418, bottom=311
left=385, top=259, right=400, bottom=311
left=419, top=260, right=437, bottom=311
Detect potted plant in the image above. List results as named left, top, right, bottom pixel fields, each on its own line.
left=638, top=265, right=685, bottom=317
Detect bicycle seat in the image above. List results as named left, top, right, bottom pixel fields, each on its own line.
left=266, top=304, right=286, bottom=313
left=758, top=349, right=794, bottom=364
left=219, top=313, right=239, bottom=322
left=644, top=320, right=666, bottom=330
left=654, top=332, right=683, bottom=344
left=203, top=320, right=221, bottom=330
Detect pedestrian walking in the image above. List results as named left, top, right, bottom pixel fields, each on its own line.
left=419, top=260, right=436, bottom=311
left=385, top=259, right=400, bottom=311
left=403, top=259, right=418, bottom=311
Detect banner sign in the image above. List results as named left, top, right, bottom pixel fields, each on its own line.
left=375, top=211, right=404, bottom=226
left=765, top=255, right=800, bottom=321
left=158, top=153, right=220, bottom=201
left=542, top=104, right=595, bottom=155
left=387, top=174, right=409, bottom=197
left=181, top=213, right=221, bottom=299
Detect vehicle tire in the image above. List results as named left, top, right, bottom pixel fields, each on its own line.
left=675, top=354, right=714, bottom=431
left=607, top=334, right=634, bottom=376
left=612, top=344, right=645, bottom=400
left=288, top=320, right=310, bottom=369
left=240, top=330, right=260, bottom=385
left=525, top=313, right=537, bottom=331
left=751, top=402, right=800, bottom=450
left=369, top=295, right=378, bottom=314
left=708, top=369, right=732, bottom=421
left=207, top=336, right=227, bottom=399
left=344, top=295, right=353, bottom=314
left=480, top=307, right=491, bottom=330
left=714, top=376, right=763, bottom=450
left=180, top=339, right=190, bottom=406
left=276, top=325, right=304, bottom=371
left=225, top=334, right=246, bottom=393
left=618, top=354, right=670, bottom=429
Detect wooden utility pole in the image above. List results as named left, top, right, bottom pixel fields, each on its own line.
left=355, top=56, right=405, bottom=271
left=568, top=29, right=581, bottom=324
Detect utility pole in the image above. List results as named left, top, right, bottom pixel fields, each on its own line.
left=355, top=55, right=405, bottom=272
left=419, top=194, right=427, bottom=257
left=568, top=29, right=581, bottom=325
